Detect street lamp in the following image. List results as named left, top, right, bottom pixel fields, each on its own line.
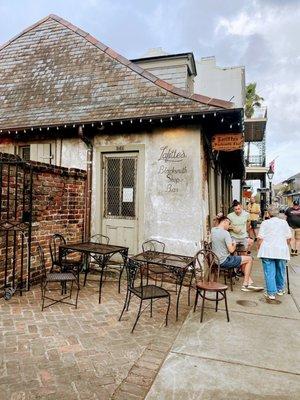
left=267, top=167, right=274, bottom=204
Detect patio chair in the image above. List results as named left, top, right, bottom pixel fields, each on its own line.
left=193, top=249, right=230, bottom=322
left=142, top=239, right=169, bottom=285
left=119, top=257, right=171, bottom=332
left=202, top=240, right=237, bottom=291
left=83, top=234, right=110, bottom=286
left=38, top=244, right=79, bottom=310
left=49, top=233, right=83, bottom=286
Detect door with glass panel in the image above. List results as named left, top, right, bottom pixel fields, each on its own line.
left=102, top=153, right=138, bottom=254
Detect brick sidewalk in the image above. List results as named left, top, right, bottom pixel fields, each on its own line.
left=0, top=276, right=191, bottom=400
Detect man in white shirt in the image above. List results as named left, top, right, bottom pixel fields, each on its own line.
left=257, top=204, right=292, bottom=300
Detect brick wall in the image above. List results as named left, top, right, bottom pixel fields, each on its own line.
left=0, top=152, right=87, bottom=292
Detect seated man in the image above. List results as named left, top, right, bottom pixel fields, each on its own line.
left=211, top=215, right=263, bottom=292
left=228, top=202, right=253, bottom=252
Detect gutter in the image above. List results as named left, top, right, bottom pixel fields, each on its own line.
left=78, top=125, right=93, bottom=241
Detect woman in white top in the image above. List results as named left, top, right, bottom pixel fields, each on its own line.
left=257, top=204, right=292, bottom=300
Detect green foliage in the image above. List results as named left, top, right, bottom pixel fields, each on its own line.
left=245, top=83, right=264, bottom=118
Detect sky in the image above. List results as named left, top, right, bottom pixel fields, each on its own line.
left=0, top=0, right=299, bottom=184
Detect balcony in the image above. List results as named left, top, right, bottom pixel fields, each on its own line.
left=245, top=155, right=266, bottom=167
left=244, top=107, right=267, bottom=142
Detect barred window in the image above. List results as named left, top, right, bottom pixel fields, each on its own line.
left=104, top=155, right=137, bottom=218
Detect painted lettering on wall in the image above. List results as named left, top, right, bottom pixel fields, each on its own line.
left=157, top=146, right=189, bottom=193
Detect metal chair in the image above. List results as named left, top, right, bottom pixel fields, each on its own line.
left=49, top=233, right=83, bottom=286
left=142, top=239, right=169, bottom=285
left=119, top=257, right=171, bottom=332
left=83, top=234, right=110, bottom=287
left=203, top=240, right=237, bottom=291
left=194, top=249, right=230, bottom=322
left=38, top=244, right=79, bottom=310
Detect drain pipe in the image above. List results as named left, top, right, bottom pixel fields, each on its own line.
left=78, top=125, right=93, bottom=242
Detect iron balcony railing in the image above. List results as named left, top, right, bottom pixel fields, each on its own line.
left=245, top=155, right=266, bottom=166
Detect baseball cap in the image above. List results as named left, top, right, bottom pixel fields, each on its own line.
left=293, top=200, right=299, bottom=206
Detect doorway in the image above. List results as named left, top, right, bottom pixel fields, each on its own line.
left=102, top=152, right=139, bottom=253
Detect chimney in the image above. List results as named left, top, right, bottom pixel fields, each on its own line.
left=131, top=48, right=197, bottom=94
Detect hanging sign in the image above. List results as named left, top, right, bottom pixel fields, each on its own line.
left=212, top=133, right=244, bottom=151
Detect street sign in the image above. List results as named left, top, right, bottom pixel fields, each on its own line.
left=211, top=133, right=244, bottom=151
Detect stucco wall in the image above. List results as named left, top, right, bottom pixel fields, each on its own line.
left=92, top=125, right=205, bottom=255
left=61, top=138, right=87, bottom=170
left=195, top=57, right=245, bottom=108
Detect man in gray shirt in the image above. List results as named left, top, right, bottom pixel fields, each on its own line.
left=211, top=216, right=262, bottom=291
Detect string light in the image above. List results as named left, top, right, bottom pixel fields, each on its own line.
left=149, top=119, right=152, bottom=122
left=191, top=115, right=194, bottom=119
left=82, top=124, right=85, bottom=128
left=202, top=114, right=205, bottom=118
left=120, top=121, right=123, bottom=125
left=101, top=122, right=103, bottom=126
left=130, top=120, right=133, bottom=124
left=39, top=128, right=42, bottom=131
left=91, top=123, right=94, bottom=127
left=24, top=130, right=26, bottom=133
left=140, top=118, right=142, bottom=123
left=111, top=122, right=113, bottom=126
left=214, top=112, right=217, bottom=117
left=170, top=116, right=173, bottom=121
left=230, top=124, right=232, bottom=129
left=64, top=125, right=67, bottom=128
left=180, top=114, right=182, bottom=119
left=221, top=118, right=224, bottom=123
left=160, top=119, right=163, bottom=123
left=73, top=124, right=76, bottom=128
left=56, top=126, right=59, bottom=130
left=31, top=128, right=33, bottom=131
left=47, top=127, right=49, bottom=130
left=15, top=130, right=18, bottom=133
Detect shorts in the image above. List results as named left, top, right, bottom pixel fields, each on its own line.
left=291, top=228, right=300, bottom=240
left=220, top=255, right=242, bottom=269
left=250, top=220, right=258, bottom=229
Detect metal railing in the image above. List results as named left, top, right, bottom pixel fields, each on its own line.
left=245, top=155, right=266, bottom=166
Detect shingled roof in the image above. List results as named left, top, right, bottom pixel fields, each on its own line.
left=0, top=14, right=234, bottom=131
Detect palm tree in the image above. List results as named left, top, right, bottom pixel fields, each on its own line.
left=245, top=83, right=264, bottom=118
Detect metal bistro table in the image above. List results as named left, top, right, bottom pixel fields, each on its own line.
left=131, top=250, right=195, bottom=320
left=59, top=242, right=128, bottom=303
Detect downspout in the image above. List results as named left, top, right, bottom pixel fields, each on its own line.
left=78, top=126, right=93, bottom=242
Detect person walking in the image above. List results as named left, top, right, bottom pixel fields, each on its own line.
left=285, top=200, right=300, bottom=255
left=257, top=204, right=292, bottom=300
left=247, top=196, right=261, bottom=241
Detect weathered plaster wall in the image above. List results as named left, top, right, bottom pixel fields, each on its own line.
left=92, top=125, right=205, bottom=255
left=61, top=138, right=87, bottom=170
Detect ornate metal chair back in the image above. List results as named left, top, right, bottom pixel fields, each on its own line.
left=90, top=234, right=110, bottom=245
left=49, top=233, right=66, bottom=269
left=142, top=239, right=165, bottom=253
left=125, top=257, right=144, bottom=293
left=37, top=244, right=47, bottom=281
left=194, top=249, right=220, bottom=283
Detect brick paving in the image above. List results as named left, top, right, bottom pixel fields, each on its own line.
left=0, top=275, right=191, bottom=400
